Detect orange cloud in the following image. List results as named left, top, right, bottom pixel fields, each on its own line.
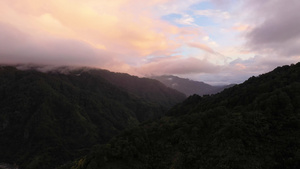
left=232, top=24, right=250, bottom=32
left=0, top=0, right=179, bottom=58
left=1, top=0, right=228, bottom=81
left=136, top=56, right=219, bottom=75
left=188, top=42, right=217, bottom=54
left=235, top=63, right=246, bottom=70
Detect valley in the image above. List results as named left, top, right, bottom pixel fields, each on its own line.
left=1, top=63, right=300, bottom=169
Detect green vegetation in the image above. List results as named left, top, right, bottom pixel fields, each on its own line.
left=0, top=66, right=185, bottom=169
left=67, top=63, right=300, bottom=169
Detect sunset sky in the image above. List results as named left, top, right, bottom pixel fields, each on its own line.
left=1, top=0, right=299, bottom=85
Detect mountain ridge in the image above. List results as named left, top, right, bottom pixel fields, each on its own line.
left=150, top=75, right=235, bottom=96
left=67, top=62, right=300, bottom=169
left=0, top=65, right=185, bottom=169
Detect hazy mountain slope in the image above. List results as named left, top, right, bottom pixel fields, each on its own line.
left=0, top=65, right=185, bottom=169
left=151, top=75, right=234, bottom=96
left=78, top=69, right=186, bottom=109
left=68, top=63, right=300, bottom=169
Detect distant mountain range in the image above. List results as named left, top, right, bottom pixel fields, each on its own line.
left=151, top=75, right=235, bottom=96
left=0, top=65, right=185, bottom=169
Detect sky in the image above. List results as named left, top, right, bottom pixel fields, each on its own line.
left=0, top=0, right=299, bottom=85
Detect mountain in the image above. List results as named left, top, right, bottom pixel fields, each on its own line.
left=151, top=75, right=234, bottom=96
left=0, top=65, right=185, bottom=169
left=67, top=63, right=300, bottom=169
left=85, top=69, right=186, bottom=111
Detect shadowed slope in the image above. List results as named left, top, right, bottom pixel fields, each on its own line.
left=0, top=65, right=185, bottom=169
left=68, top=63, right=300, bottom=169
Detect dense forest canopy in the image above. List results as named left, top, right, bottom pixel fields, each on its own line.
left=65, top=62, right=300, bottom=169
left=0, top=65, right=185, bottom=169
left=1, top=63, right=300, bottom=169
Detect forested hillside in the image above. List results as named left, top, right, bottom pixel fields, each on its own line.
left=0, top=65, right=185, bottom=169
left=67, top=63, right=300, bottom=169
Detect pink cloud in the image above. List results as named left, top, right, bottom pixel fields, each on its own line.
left=188, top=42, right=217, bottom=54
left=136, top=57, right=220, bottom=76
left=0, top=22, right=111, bottom=66
left=2, top=0, right=296, bottom=86
left=0, top=0, right=180, bottom=61
left=0, top=0, right=212, bottom=74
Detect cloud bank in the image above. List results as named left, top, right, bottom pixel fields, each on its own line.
left=0, top=0, right=299, bottom=84
left=245, top=0, right=300, bottom=58
left=0, top=22, right=111, bottom=66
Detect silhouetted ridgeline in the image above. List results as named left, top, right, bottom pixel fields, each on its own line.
left=65, top=63, right=300, bottom=169
left=0, top=65, right=185, bottom=169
